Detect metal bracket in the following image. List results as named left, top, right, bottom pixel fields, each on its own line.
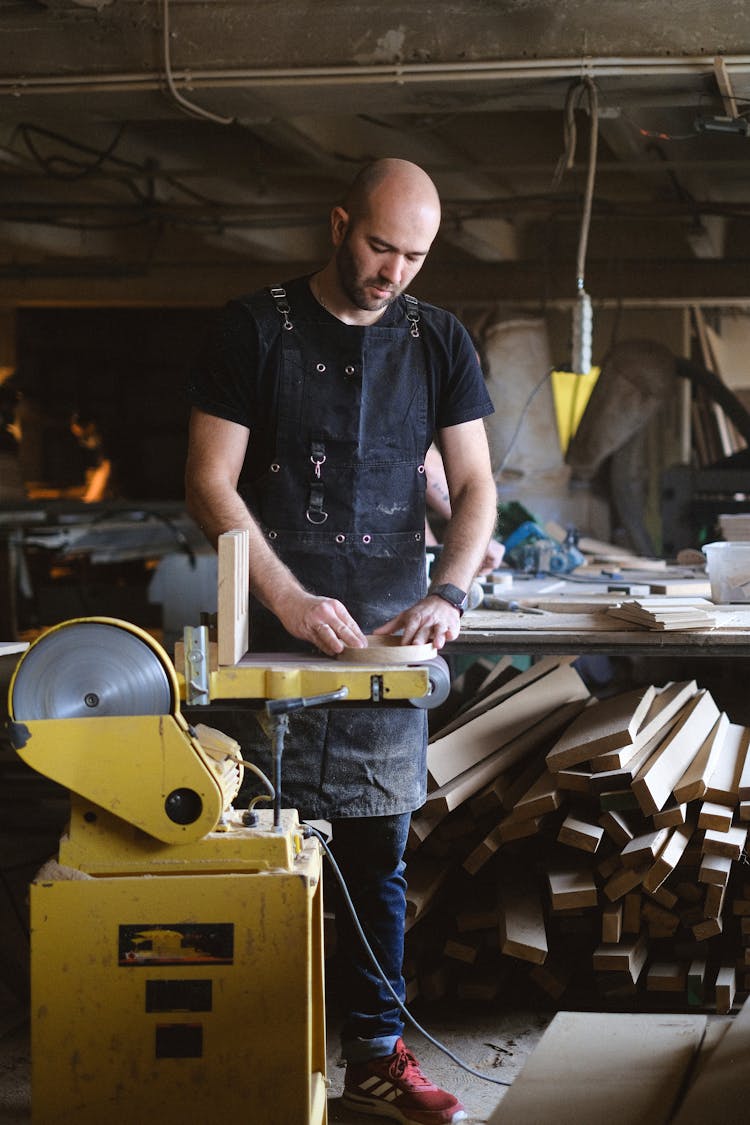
left=183, top=625, right=209, bottom=706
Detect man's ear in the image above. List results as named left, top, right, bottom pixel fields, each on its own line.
left=330, top=205, right=350, bottom=247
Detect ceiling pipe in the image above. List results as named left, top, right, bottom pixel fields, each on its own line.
left=4, top=54, right=750, bottom=98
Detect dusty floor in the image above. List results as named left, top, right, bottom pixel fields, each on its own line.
left=0, top=994, right=549, bottom=1123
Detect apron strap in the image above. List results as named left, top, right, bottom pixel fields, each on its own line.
left=269, top=284, right=293, bottom=331
left=307, top=438, right=328, bottom=523
left=404, top=293, right=420, bottom=338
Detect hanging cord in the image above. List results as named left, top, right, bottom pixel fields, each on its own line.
left=162, top=0, right=234, bottom=125
left=496, top=367, right=555, bottom=476
left=574, top=77, right=599, bottom=291
left=552, top=77, right=599, bottom=374
left=303, top=823, right=513, bottom=1088
left=552, top=76, right=600, bottom=280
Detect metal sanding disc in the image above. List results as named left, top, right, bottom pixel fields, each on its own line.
left=11, top=620, right=172, bottom=720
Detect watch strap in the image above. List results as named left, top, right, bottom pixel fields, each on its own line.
left=428, top=582, right=468, bottom=615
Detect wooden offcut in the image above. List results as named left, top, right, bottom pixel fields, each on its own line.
left=557, top=814, right=604, bottom=853
left=632, top=690, right=720, bottom=816
left=545, top=685, right=656, bottom=772
left=673, top=713, right=729, bottom=804
left=499, top=880, right=548, bottom=965
left=427, top=662, right=588, bottom=787
left=217, top=528, right=249, bottom=666
left=704, top=722, right=750, bottom=804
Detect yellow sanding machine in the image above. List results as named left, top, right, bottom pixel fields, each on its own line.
left=7, top=616, right=450, bottom=1125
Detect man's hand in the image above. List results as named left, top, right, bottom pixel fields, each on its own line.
left=372, top=594, right=461, bottom=650
left=277, top=590, right=367, bottom=656
left=477, top=538, right=505, bottom=577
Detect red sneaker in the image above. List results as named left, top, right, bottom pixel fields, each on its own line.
left=342, top=1038, right=467, bottom=1124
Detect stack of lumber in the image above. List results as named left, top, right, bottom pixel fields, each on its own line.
left=405, top=659, right=750, bottom=1013
left=606, top=598, right=716, bottom=631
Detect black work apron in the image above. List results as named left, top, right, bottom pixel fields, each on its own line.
left=243, top=289, right=429, bottom=819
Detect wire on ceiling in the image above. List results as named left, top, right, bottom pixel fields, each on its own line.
left=161, top=0, right=234, bottom=126
left=552, top=77, right=599, bottom=374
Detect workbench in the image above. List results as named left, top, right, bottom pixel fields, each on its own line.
left=451, top=606, right=750, bottom=658
left=446, top=574, right=750, bottom=658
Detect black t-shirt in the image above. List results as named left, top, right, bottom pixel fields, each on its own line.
left=187, top=276, right=494, bottom=484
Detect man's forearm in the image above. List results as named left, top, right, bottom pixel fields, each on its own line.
left=429, top=481, right=497, bottom=591
left=186, top=482, right=308, bottom=616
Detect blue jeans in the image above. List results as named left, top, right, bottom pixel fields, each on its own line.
left=327, top=812, right=412, bottom=1062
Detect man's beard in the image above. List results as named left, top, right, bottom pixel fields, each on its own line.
left=336, top=236, right=400, bottom=312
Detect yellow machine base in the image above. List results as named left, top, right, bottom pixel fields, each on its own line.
left=30, top=850, right=327, bottom=1125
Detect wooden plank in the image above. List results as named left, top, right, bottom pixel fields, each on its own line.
left=427, top=663, right=589, bottom=787
left=621, top=827, right=670, bottom=869
left=647, top=962, right=686, bottom=992
left=653, top=801, right=688, bottom=828
left=545, top=685, right=656, bottom=772
left=641, top=899, right=680, bottom=938
left=647, top=883, right=678, bottom=910
left=590, top=681, right=697, bottom=772
left=425, top=700, right=585, bottom=814
left=557, top=814, right=604, bottom=853
left=604, top=864, right=649, bottom=902
left=217, top=528, right=250, bottom=666
left=698, top=853, right=732, bottom=887
left=602, top=901, right=623, bottom=943
left=547, top=867, right=599, bottom=911
left=703, top=824, right=747, bottom=860
left=739, top=731, right=750, bottom=800
left=698, top=800, right=733, bottom=832
left=404, top=856, right=450, bottom=928
left=600, top=810, right=636, bottom=847
left=632, top=690, right=720, bottom=817
left=590, top=714, right=684, bottom=796
left=705, top=723, right=750, bottom=804
left=487, top=1010, right=708, bottom=1125
left=703, top=882, right=726, bottom=919
left=512, top=769, right=563, bottom=822
left=692, top=916, right=722, bottom=941
left=430, top=654, right=569, bottom=739
left=622, top=892, right=642, bottom=934
left=670, top=995, right=750, bottom=1123
left=594, top=934, right=648, bottom=981
left=499, top=880, right=548, bottom=965
left=555, top=765, right=593, bottom=793
left=643, top=825, right=693, bottom=893
left=673, top=713, right=730, bottom=804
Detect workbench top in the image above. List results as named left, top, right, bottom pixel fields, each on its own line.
left=449, top=575, right=750, bottom=656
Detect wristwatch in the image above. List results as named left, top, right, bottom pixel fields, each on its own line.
left=428, top=582, right=468, bottom=616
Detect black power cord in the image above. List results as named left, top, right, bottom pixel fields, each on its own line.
left=303, top=822, right=513, bottom=1089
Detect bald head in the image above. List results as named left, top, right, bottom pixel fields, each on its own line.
left=342, top=158, right=442, bottom=229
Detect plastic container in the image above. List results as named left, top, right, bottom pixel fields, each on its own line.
left=702, top=541, right=750, bottom=603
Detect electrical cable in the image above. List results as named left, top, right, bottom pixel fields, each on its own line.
left=162, top=0, right=234, bottom=126
left=303, top=823, right=513, bottom=1088
left=496, top=367, right=554, bottom=476
left=18, top=121, right=128, bottom=182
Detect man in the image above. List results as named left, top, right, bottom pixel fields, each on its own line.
left=185, top=158, right=497, bottom=1125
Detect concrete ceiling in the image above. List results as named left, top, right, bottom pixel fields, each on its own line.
left=3, top=0, right=750, bottom=308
